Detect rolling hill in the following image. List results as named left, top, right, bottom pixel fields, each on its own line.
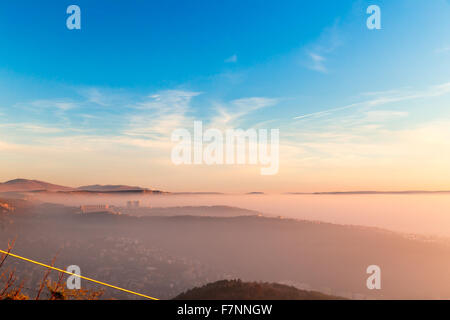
left=173, top=279, right=345, bottom=300
left=0, top=179, right=73, bottom=192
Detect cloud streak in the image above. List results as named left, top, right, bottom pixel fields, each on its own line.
left=294, top=82, right=450, bottom=120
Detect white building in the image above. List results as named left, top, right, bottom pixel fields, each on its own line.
left=80, top=204, right=118, bottom=214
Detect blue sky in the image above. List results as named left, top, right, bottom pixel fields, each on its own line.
left=1, top=0, right=450, bottom=191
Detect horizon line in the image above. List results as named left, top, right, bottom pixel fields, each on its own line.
left=1, top=177, right=450, bottom=196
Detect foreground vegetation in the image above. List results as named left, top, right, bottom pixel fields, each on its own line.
left=0, top=240, right=103, bottom=300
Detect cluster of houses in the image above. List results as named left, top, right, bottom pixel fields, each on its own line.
left=80, top=204, right=120, bottom=215
left=79, top=201, right=141, bottom=215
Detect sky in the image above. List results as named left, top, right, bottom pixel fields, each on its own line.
left=0, top=0, right=450, bottom=192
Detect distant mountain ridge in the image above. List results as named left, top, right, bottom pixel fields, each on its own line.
left=0, top=179, right=159, bottom=194
left=77, top=184, right=148, bottom=192
left=0, top=179, right=73, bottom=192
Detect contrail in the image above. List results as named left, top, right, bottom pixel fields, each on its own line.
left=293, top=102, right=361, bottom=120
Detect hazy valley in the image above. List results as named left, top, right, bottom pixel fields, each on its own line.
left=2, top=179, right=450, bottom=300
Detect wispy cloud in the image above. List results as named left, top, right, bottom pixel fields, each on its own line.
left=210, top=97, right=278, bottom=128
left=303, top=22, right=344, bottom=73
left=307, top=52, right=327, bottom=73
left=436, top=46, right=450, bottom=54
left=4, top=88, right=280, bottom=154
left=294, top=82, right=450, bottom=120
left=364, top=110, right=408, bottom=122
left=124, top=90, right=201, bottom=140
left=282, top=118, right=450, bottom=171
left=78, top=88, right=111, bottom=106
left=0, top=123, right=63, bottom=134
left=30, top=99, right=78, bottom=111
left=225, top=54, right=237, bottom=63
